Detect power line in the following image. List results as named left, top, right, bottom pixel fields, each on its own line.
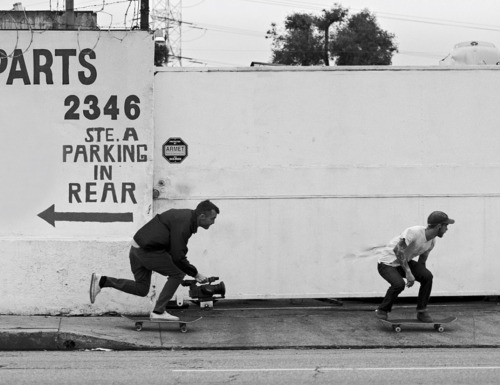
left=18, top=0, right=500, bottom=34
left=239, top=0, right=500, bottom=32
left=188, top=21, right=265, bottom=37
left=15, top=0, right=499, bottom=65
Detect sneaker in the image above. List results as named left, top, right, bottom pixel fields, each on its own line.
left=374, top=309, right=388, bottom=320
left=89, top=273, right=101, bottom=304
left=417, top=311, right=433, bottom=323
left=150, top=311, right=179, bottom=321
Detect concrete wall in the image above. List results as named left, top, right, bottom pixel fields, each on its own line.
left=0, top=30, right=154, bottom=315
left=153, top=66, right=500, bottom=301
left=2, top=29, right=499, bottom=315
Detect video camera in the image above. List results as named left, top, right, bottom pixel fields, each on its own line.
left=181, top=276, right=226, bottom=305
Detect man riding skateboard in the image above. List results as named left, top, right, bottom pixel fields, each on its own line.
left=375, top=211, right=455, bottom=322
left=89, top=200, right=219, bottom=321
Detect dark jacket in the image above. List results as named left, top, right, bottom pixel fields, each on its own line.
left=133, top=209, right=198, bottom=276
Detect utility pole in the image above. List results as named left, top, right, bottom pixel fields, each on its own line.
left=65, top=0, right=75, bottom=29
left=140, top=0, right=150, bottom=31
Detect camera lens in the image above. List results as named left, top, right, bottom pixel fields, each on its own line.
left=201, top=282, right=225, bottom=297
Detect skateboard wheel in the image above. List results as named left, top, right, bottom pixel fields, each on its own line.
left=436, top=325, right=444, bottom=333
left=393, top=326, right=402, bottom=333
left=180, top=323, right=187, bottom=333
left=135, top=322, right=143, bottom=331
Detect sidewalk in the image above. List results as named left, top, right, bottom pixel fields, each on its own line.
left=1, top=298, right=498, bottom=351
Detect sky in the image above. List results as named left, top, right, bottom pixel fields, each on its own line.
left=2, top=0, right=500, bottom=67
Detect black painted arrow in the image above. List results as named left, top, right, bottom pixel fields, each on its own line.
left=38, top=204, right=133, bottom=227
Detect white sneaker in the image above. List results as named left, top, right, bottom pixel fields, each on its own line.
left=89, top=273, right=101, bottom=304
left=150, top=311, right=179, bottom=321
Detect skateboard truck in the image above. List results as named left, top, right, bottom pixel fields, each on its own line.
left=181, top=276, right=225, bottom=309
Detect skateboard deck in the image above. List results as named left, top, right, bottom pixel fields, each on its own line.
left=121, top=314, right=202, bottom=332
left=380, top=316, right=457, bottom=333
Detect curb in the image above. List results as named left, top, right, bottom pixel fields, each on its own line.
left=3, top=330, right=500, bottom=351
left=0, top=331, right=145, bottom=351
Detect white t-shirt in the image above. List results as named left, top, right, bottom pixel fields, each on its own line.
left=378, top=226, right=435, bottom=267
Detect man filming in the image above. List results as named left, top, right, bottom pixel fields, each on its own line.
left=89, top=200, right=219, bottom=321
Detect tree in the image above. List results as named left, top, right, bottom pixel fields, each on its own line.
left=330, top=10, right=398, bottom=65
left=266, top=13, right=324, bottom=66
left=267, top=5, right=397, bottom=66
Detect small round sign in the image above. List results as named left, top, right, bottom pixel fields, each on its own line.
left=162, top=137, right=188, bottom=163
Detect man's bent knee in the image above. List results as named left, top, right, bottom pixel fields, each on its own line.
left=136, top=286, right=150, bottom=297
left=419, top=271, right=433, bottom=283
left=392, top=282, right=406, bottom=293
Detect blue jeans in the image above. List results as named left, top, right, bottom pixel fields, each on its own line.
left=377, top=260, right=433, bottom=313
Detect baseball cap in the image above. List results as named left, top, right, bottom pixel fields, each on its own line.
left=427, top=211, right=455, bottom=226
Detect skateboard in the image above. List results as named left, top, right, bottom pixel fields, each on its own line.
left=121, top=314, right=202, bottom=333
left=379, top=316, right=457, bottom=333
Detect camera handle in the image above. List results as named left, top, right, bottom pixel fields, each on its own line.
left=181, top=276, right=219, bottom=287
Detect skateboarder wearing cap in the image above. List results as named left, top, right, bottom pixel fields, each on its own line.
left=374, top=211, right=455, bottom=322
left=89, top=200, right=219, bottom=321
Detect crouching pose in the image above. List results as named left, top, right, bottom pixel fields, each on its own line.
left=90, top=200, right=219, bottom=321
left=375, top=211, right=454, bottom=322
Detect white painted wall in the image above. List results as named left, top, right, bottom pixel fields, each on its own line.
left=153, top=67, right=500, bottom=300
left=0, top=31, right=154, bottom=314
left=2, top=37, right=500, bottom=315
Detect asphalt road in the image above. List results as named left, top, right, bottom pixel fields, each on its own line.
left=1, top=348, right=500, bottom=384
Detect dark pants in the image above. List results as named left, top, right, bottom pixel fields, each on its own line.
left=377, top=260, right=433, bottom=313
left=103, top=246, right=185, bottom=313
